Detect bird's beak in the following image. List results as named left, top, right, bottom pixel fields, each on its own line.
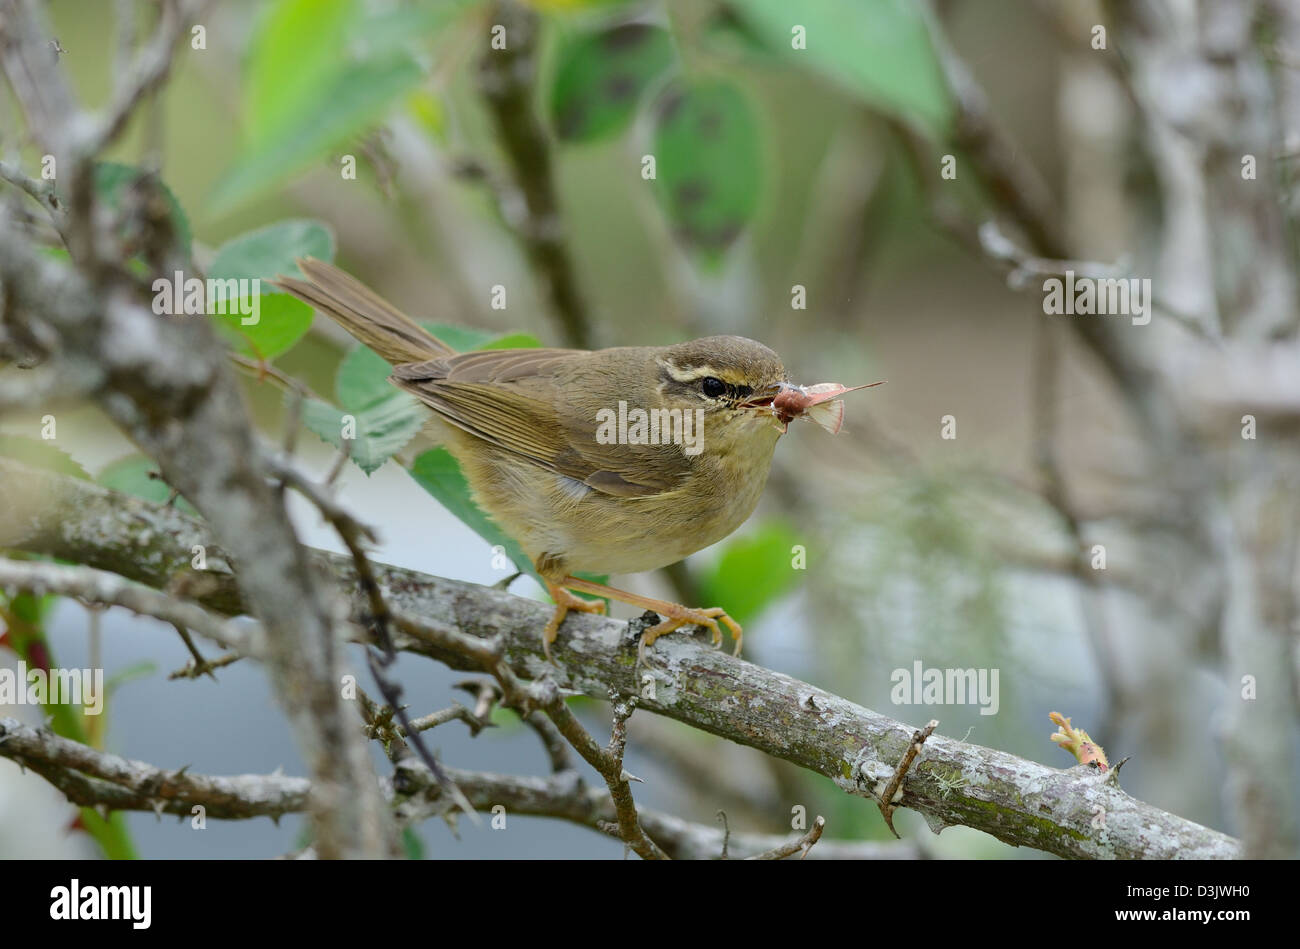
left=740, top=381, right=885, bottom=434
left=738, top=383, right=795, bottom=426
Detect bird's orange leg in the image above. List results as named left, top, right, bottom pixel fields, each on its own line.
left=559, top=575, right=743, bottom=660
left=542, top=579, right=606, bottom=661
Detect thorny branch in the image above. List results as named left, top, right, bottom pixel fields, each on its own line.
left=263, top=452, right=477, bottom=820
left=0, top=717, right=883, bottom=859
left=871, top=719, right=938, bottom=839
left=390, top=608, right=669, bottom=859
left=746, top=815, right=824, bottom=860
left=0, top=0, right=1281, bottom=862
left=920, top=0, right=1300, bottom=858
left=0, top=460, right=1243, bottom=859
left=0, top=0, right=393, bottom=858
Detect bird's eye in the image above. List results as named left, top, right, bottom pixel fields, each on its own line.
left=701, top=376, right=727, bottom=398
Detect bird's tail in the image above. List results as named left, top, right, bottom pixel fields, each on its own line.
left=273, top=257, right=454, bottom=364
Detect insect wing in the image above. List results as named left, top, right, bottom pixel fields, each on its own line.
left=805, top=399, right=846, bottom=434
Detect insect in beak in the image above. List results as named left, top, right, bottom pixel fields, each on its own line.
left=742, top=381, right=886, bottom=434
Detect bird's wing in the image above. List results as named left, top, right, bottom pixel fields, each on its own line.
left=391, top=349, right=684, bottom=498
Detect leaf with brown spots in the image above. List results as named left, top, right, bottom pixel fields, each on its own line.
left=549, top=23, right=677, bottom=142
left=650, top=78, right=761, bottom=261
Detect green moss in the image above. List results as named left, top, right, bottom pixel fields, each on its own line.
left=952, top=795, right=1089, bottom=845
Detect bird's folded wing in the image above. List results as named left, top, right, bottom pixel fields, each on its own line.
left=391, top=350, right=682, bottom=498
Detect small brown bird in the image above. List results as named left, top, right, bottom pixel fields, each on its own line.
left=276, top=258, right=878, bottom=660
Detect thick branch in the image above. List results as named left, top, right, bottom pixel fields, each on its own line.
left=0, top=459, right=1242, bottom=860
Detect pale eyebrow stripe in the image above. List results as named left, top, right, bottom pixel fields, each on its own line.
left=657, top=358, right=724, bottom=385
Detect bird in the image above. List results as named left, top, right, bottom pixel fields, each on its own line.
left=275, top=258, right=877, bottom=661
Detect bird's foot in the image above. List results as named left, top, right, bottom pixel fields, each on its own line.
left=542, top=582, right=606, bottom=661
left=639, top=605, right=743, bottom=662
left=554, top=575, right=743, bottom=661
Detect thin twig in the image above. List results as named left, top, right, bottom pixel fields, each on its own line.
left=873, top=720, right=938, bottom=839
left=0, top=558, right=258, bottom=656
left=0, top=0, right=395, bottom=859
left=394, top=611, right=668, bottom=859
left=746, top=815, right=825, bottom=860
left=83, top=0, right=201, bottom=158
left=0, top=715, right=911, bottom=859
left=229, top=353, right=323, bottom=403
left=0, top=716, right=309, bottom=819
left=167, top=651, right=242, bottom=680
left=0, top=159, right=63, bottom=221
left=264, top=452, right=478, bottom=822
left=170, top=622, right=217, bottom=681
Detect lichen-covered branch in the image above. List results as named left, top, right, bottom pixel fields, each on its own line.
left=0, top=558, right=261, bottom=657
left=0, top=717, right=310, bottom=820
left=0, top=0, right=393, bottom=858
left=0, top=459, right=1242, bottom=859
left=921, top=0, right=1300, bottom=859
left=0, top=716, right=899, bottom=860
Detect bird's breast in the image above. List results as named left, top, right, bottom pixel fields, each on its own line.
left=441, top=415, right=782, bottom=577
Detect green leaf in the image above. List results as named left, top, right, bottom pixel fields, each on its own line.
left=300, top=323, right=541, bottom=475
left=208, top=219, right=336, bottom=285
left=78, top=809, right=139, bottom=860
left=478, top=331, right=544, bottom=350
left=408, top=447, right=538, bottom=580
left=211, top=56, right=422, bottom=211
left=94, top=162, right=192, bottom=259
left=301, top=392, right=426, bottom=476
left=300, top=340, right=421, bottom=475
left=549, top=23, right=677, bottom=142
left=97, top=454, right=198, bottom=515
left=423, top=323, right=494, bottom=352
left=211, top=292, right=315, bottom=361
left=721, top=0, right=953, bottom=137
left=406, top=88, right=446, bottom=141
left=354, top=1, right=479, bottom=56
left=0, top=435, right=91, bottom=480
left=334, top=338, right=397, bottom=412
left=651, top=79, right=761, bottom=258
left=2, top=593, right=56, bottom=687
left=696, top=520, right=802, bottom=627
left=206, top=219, right=333, bottom=360
left=532, top=0, right=637, bottom=9
left=245, top=0, right=356, bottom=145
left=401, top=826, right=425, bottom=860
left=422, top=323, right=541, bottom=353
left=212, top=0, right=441, bottom=210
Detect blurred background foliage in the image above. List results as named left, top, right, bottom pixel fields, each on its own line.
left=0, top=0, right=1221, bottom=859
